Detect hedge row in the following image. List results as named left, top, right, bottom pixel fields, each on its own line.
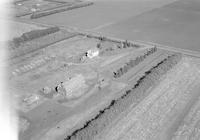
left=116, top=41, right=140, bottom=49
left=80, top=34, right=141, bottom=51
left=64, top=53, right=182, bottom=140
left=12, top=27, right=60, bottom=47
left=10, top=31, right=77, bottom=59
left=99, top=42, right=141, bottom=55
left=113, top=47, right=157, bottom=78
left=30, top=2, right=93, bottom=19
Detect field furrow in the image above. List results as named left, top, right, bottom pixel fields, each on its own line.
left=100, top=57, right=200, bottom=140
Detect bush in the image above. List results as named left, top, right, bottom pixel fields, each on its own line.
left=113, top=47, right=157, bottom=78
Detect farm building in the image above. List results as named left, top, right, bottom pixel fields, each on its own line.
left=86, top=49, right=99, bottom=58
left=58, top=74, right=87, bottom=99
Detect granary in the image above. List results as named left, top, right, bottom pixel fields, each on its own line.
left=42, top=86, right=51, bottom=95
left=59, top=74, right=86, bottom=98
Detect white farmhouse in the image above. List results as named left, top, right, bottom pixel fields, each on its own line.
left=86, top=49, right=99, bottom=58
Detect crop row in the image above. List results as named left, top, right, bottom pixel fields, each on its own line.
left=64, top=53, right=182, bottom=140
left=172, top=95, right=200, bottom=140
left=9, top=31, right=77, bottom=59
left=113, top=47, right=157, bottom=78
left=10, top=26, right=60, bottom=48
left=11, top=55, right=55, bottom=76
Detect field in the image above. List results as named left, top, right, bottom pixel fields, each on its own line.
left=7, top=26, right=183, bottom=140
left=11, top=0, right=79, bottom=17
left=31, top=0, right=176, bottom=30
left=98, top=0, right=200, bottom=52
left=8, top=28, right=200, bottom=140
left=97, top=57, right=200, bottom=140
left=8, top=0, right=93, bottom=19
left=14, top=0, right=63, bottom=17
left=29, top=0, right=200, bottom=52
left=6, top=0, right=200, bottom=140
